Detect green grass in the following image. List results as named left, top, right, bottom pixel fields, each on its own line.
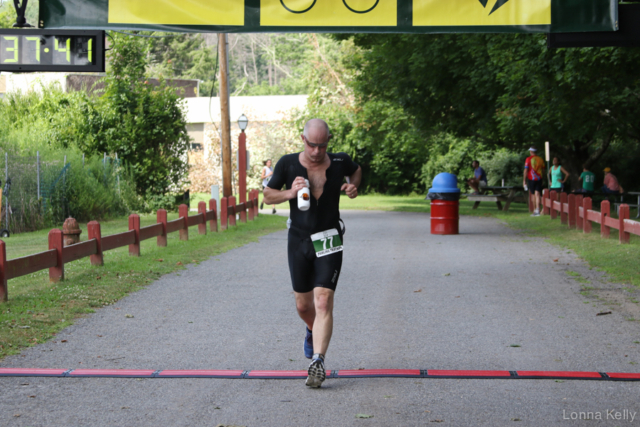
left=189, top=192, right=213, bottom=210
left=0, top=213, right=287, bottom=359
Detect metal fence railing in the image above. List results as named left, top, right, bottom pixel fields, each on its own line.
left=2, top=152, right=122, bottom=235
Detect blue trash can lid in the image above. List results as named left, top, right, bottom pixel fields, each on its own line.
left=428, top=172, right=460, bottom=193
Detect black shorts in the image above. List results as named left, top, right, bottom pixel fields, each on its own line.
left=528, top=179, right=543, bottom=194
left=287, top=228, right=343, bottom=294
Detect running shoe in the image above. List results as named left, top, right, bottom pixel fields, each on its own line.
left=272, top=208, right=277, bottom=214
left=303, top=327, right=313, bottom=359
left=305, top=355, right=326, bottom=388
left=531, top=210, right=541, bottom=217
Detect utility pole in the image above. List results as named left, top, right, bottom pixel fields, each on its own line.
left=218, top=33, right=233, bottom=198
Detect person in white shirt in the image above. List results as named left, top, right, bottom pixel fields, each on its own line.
left=260, top=159, right=276, bottom=214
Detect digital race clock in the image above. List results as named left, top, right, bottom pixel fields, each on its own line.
left=0, top=29, right=105, bottom=72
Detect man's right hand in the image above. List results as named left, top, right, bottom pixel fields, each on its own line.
left=289, top=176, right=308, bottom=199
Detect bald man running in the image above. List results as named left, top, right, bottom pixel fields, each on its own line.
left=263, top=119, right=362, bottom=388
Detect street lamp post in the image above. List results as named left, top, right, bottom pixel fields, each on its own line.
left=238, top=114, right=249, bottom=209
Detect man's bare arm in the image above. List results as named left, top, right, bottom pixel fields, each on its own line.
left=341, top=166, right=362, bottom=199
left=263, top=176, right=308, bottom=205
left=349, top=166, right=362, bottom=188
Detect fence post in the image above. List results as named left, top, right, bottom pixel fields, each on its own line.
left=240, top=201, right=247, bottom=224
left=229, top=196, right=237, bottom=227
left=239, top=197, right=247, bottom=223
left=48, top=229, right=64, bottom=282
left=129, top=214, right=141, bottom=256
left=87, top=221, right=103, bottom=266
left=542, top=189, right=549, bottom=215
left=220, top=197, right=228, bottom=231
left=198, top=201, right=207, bottom=235
left=179, top=204, right=189, bottom=241
left=583, top=198, right=592, bottom=234
left=0, top=240, right=7, bottom=302
left=601, top=200, right=610, bottom=239
left=619, top=204, right=630, bottom=244
left=209, top=199, right=218, bottom=232
left=254, top=190, right=260, bottom=218
left=248, top=199, right=254, bottom=221
left=560, top=192, right=568, bottom=225
left=567, top=194, right=576, bottom=228
left=157, top=209, right=167, bottom=247
left=575, top=194, right=583, bottom=230
left=550, top=191, right=558, bottom=220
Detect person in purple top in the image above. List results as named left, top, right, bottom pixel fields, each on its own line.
left=467, top=160, right=488, bottom=195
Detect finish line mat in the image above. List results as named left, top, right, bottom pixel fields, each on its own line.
left=1, top=368, right=639, bottom=381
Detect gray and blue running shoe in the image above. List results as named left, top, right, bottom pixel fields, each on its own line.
left=305, top=355, right=326, bottom=388
left=303, top=327, right=313, bottom=359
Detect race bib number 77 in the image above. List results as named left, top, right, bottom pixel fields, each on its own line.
left=310, top=228, right=343, bottom=258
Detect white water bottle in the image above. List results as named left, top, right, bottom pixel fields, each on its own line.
left=298, top=179, right=310, bottom=211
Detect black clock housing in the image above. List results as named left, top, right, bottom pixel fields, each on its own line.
left=0, top=29, right=105, bottom=72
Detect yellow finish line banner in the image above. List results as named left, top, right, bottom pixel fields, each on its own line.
left=108, top=0, right=245, bottom=26
left=261, top=0, right=397, bottom=27
left=92, top=0, right=613, bottom=33
left=414, top=0, right=551, bottom=27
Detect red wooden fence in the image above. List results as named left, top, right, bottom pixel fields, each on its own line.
left=0, top=191, right=260, bottom=302
left=534, top=190, right=640, bottom=245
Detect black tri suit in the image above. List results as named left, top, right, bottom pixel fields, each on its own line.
left=267, top=152, right=359, bottom=293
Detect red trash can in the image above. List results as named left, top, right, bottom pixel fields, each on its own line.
left=430, top=200, right=459, bottom=235
left=427, top=172, right=461, bottom=235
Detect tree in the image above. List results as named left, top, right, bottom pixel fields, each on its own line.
left=293, top=36, right=429, bottom=194
left=348, top=34, right=640, bottom=190
left=78, top=33, right=191, bottom=198
left=488, top=35, right=640, bottom=188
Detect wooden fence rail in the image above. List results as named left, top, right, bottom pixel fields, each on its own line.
left=0, top=192, right=260, bottom=302
left=531, top=190, right=640, bottom=245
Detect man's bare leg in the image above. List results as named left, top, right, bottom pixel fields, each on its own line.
left=312, top=287, right=334, bottom=356
left=535, top=191, right=541, bottom=212
left=303, top=287, right=334, bottom=388
left=294, top=290, right=316, bottom=330
left=468, top=179, right=480, bottom=194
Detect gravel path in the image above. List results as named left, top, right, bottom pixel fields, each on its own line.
left=1, top=211, right=639, bottom=426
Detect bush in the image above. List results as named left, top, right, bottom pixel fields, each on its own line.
left=477, top=149, right=528, bottom=187
left=45, top=154, right=139, bottom=224
left=420, top=135, right=485, bottom=191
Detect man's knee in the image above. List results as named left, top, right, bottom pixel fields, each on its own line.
left=314, top=289, right=334, bottom=314
left=295, top=291, right=315, bottom=314
left=296, top=299, right=314, bottom=314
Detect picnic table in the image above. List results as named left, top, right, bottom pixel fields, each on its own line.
left=467, top=186, right=527, bottom=211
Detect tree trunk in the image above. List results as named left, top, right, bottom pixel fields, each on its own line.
left=250, top=37, right=259, bottom=84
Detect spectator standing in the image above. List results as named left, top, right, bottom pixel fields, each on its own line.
left=260, top=159, right=277, bottom=213
left=602, top=167, right=624, bottom=194
left=577, top=166, right=596, bottom=193
left=548, top=157, right=569, bottom=192
left=467, top=160, right=488, bottom=195
left=523, top=146, right=545, bottom=216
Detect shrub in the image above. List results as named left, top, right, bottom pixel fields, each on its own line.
left=420, top=135, right=485, bottom=191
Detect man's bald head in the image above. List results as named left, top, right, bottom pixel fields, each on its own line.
left=303, top=119, right=331, bottom=142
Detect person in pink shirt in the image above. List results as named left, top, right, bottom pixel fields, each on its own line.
left=602, top=167, right=624, bottom=194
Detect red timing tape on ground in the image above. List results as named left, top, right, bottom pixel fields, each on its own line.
left=1, top=368, right=639, bottom=381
